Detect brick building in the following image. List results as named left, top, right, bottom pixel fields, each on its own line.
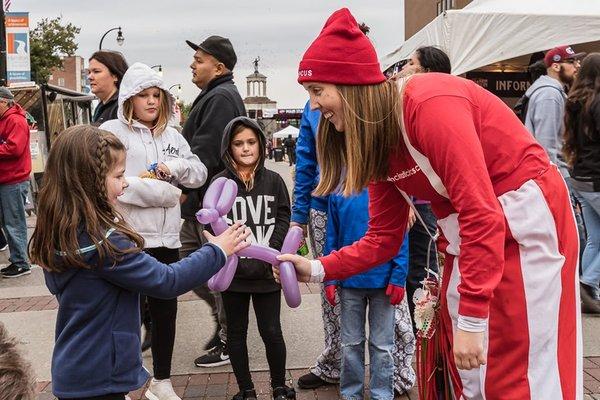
left=47, top=56, right=87, bottom=93
left=405, top=0, right=472, bottom=39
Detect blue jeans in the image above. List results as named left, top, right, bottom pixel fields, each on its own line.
left=574, top=189, right=600, bottom=295
left=340, top=288, right=395, bottom=400
left=0, top=181, right=30, bottom=269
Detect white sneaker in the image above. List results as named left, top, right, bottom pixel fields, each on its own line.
left=145, top=378, right=181, bottom=400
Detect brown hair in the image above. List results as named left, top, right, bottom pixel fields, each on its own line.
left=29, top=125, right=144, bottom=272
left=0, top=323, right=36, bottom=400
left=89, top=50, right=129, bottom=89
left=564, top=53, right=600, bottom=166
left=225, top=123, right=262, bottom=191
left=314, top=80, right=402, bottom=196
left=122, top=87, right=171, bottom=135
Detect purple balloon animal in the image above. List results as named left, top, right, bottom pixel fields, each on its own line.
left=196, top=177, right=303, bottom=308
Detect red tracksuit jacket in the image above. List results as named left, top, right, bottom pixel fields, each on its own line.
left=320, top=73, right=550, bottom=319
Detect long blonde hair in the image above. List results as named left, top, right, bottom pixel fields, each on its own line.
left=29, top=125, right=144, bottom=272
left=314, top=80, right=402, bottom=196
left=122, top=87, right=171, bottom=135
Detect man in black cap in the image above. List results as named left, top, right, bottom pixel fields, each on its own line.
left=179, top=35, right=246, bottom=368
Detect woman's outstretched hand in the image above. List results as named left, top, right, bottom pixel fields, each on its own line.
left=274, top=254, right=313, bottom=283
left=203, top=222, right=251, bottom=256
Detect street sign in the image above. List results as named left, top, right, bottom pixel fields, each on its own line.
left=5, top=12, right=31, bottom=84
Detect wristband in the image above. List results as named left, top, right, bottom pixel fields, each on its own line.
left=309, top=260, right=325, bottom=283
left=457, top=315, right=488, bottom=333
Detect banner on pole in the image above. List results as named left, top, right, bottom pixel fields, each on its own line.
left=5, top=12, right=31, bottom=84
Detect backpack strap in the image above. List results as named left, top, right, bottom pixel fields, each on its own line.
left=395, top=187, right=439, bottom=279
left=526, top=84, right=564, bottom=99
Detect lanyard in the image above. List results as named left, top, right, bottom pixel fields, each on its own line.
left=396, top=187, right=439, bottom=280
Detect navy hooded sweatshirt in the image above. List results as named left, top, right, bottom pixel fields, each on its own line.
left=44, top=230, right=225, bottom=398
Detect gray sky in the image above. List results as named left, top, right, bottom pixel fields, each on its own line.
left=17, top=0, right=404, bottom=108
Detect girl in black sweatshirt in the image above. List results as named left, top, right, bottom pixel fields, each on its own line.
left=214, top=117, right=295, bottom=400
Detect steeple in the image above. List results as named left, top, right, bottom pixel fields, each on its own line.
left=246, top=57, right=269, bottom=97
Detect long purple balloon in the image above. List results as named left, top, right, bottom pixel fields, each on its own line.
left=278, top=226, right=303, bottom=308
left=238, top=245, right=279, bottom=265
left=202, top=177, right=225, bottom=209
left=195, top=178, right=303, bottom=307
left=207, top=254, right=238, bottom=292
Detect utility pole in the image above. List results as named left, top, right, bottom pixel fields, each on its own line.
left=0, top=5, right=8, bottom=86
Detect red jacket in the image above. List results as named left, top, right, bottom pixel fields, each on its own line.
left=0, top=103, right=31, bottom=185
left=320, top=73, right=550, bottom=319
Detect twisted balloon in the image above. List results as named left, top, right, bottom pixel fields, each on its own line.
left=196, top=177, right=302, bottom=308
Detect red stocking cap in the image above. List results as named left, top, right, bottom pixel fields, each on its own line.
left=298, top=8, right=386, bottom=85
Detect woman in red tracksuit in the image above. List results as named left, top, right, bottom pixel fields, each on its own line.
left=278, top=8, right=582, bottom=400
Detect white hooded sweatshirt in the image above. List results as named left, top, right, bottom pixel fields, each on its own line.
left=100, top=63, right=207, bottom=248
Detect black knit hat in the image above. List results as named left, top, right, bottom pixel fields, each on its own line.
left=186, top=35, right=237, bottom=70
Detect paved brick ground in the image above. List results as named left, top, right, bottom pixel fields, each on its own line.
left=0, top=284, right=322, bottom=314
left=35, top=369, right=418, bottom=400
left=34, top=357, right=600, bottom=400
left=19, top=287, right=600, bottom=399
left=9, top=176, right=600, bottom=399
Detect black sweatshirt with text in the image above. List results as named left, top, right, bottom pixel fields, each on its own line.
left=214, top=117, right=291, bottom=293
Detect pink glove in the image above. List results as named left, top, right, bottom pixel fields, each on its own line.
left=325, top=285, right=337, bottom=306
left=386, top=284, right=405, bottom=305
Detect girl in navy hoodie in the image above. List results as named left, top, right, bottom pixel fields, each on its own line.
left=213, top=117, right=295, bottom=400
left=29, top=125, right=250, bottom=400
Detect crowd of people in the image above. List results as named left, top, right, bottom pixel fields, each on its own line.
left=0, top=6, right=598, bottom=400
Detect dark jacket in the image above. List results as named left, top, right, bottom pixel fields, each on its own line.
left=92, top=92, right=119, bottom=126
left=181, top=73, right=246, bottom=220
left=568, top=97, right=600, bottom=183
left=214, top=116, right=291, bottom=293
left=44, top=230, right=225, bottom=398
left=282, top=136, right=296, bottom=151
left=0, top=103, right=31, bottom=185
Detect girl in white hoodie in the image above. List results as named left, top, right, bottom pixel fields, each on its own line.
left=100, top=62, right=207, bottom=400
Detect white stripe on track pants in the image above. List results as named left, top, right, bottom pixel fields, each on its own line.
left=437, top=166, right=582, bottom=400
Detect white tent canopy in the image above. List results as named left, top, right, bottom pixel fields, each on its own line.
left=272, top=125, right=299, bottom=139
left=381, top=0, right=600, bottom=76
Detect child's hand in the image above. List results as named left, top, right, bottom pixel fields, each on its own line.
left=203, top=222, right=251, bottom=256
left=325, top=284, right=337, bottom=306
left=156, top=163, right=172, bottom=181
left=385, top=283, right=405, bottom=305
